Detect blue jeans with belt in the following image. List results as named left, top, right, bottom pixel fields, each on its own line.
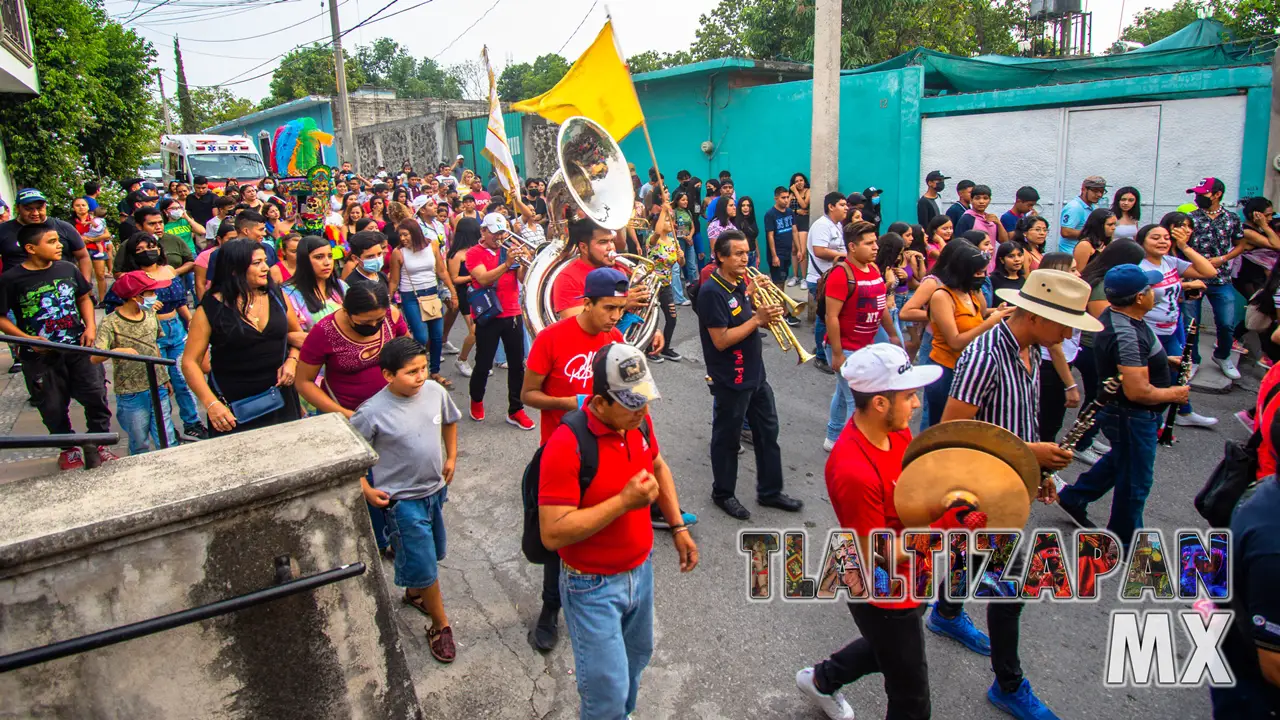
left=400, top=287, right=444, bottom=373
left=1180, top=283, right=1236, bottom=362
left=1058, top=406, right=1160, bottom=549
left=561, top=556, right=654, bottom=719
left=157, top=316, right=200, bottom=427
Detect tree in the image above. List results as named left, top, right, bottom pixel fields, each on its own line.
left=167, top=88, right=257, bottom=131
left=1118, top=0, right=1277, bottom=48
left=1120, top=0, right=1206, bottom=45
left=354, top=38, right=462, bottom=100
left=174, top=38, right=197, bottom=133
left=496, top=54, right=571, bottom=101
left=0, top=0, right=158, bottom=213
left=264, top=43, right=366, bottom=107
left=449, top=60, right=486, bottom=100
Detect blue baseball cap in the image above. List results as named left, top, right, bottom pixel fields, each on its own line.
left=1104, top=264, right=1164, bottom=299
left=579, top=267, right=629, bottom=299
left=15, top=188, right=46, bottom=205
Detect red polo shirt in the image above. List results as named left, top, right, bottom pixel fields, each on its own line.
left=527, top=316, right=625, bottom=444
left=466, top=244, right=521, bottom=318
left=539, top=408, right=659, bottom=575
left=1257, top=363, right=1280, bottom=479
left=825, top=420, right=917, bottom=609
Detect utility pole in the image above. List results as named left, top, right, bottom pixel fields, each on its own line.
left=810, top=0, right=841, bottom=204
left=157, top=69, right=173, bottom=135
left=328, top=0, right=357, bottom=172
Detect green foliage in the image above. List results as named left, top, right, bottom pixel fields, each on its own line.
left=167, top=87, right=257, bottom=131
left=354, top=38, right=462, bottom=100
left=497, top=54, right=571, bottom=101
left=174, top=38, right=198, bottom=133
left=264, top=43, right=367, bottom=107
left=1119, top=0, right=1278, bottom=47
left=1216, top=0, right=1280, bottom=38
left=1120, top=0, right=1207, bottom=45
left=0, top=0, right=159, bottom=214
left=627, top=50, right=695, bottom=73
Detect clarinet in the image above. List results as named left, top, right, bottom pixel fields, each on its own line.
left=1041, top=375, right=1123, bottom=494
left=1158, top=320, right=1197, bottom=446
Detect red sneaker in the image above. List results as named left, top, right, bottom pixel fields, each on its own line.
left=58, top=448, right=84, bottom=471
left=507, top=409, right=535, bottom=431
left=470, top=401, right=485, bottom=421
left=97, top=446, right=121, bottom=462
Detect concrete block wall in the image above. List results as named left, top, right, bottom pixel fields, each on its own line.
left=0, top=414, right=422, bottom=719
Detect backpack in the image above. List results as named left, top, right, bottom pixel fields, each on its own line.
left=814, top=260, right=855, bottom=319
left=1195, top=383, right=1280, bottom=526
left=520, top=409, right=653, bottom=564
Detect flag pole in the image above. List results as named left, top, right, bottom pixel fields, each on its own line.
left=606, top=9, right=666, bottom=200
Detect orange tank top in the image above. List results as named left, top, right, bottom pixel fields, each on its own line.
left=929, top=287, right=985, bottom=369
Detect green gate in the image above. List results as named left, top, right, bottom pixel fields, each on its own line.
left=455, top=112, right=526, bottom=184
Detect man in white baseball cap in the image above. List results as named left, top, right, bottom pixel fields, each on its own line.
left=796, top=342, right=940, bottom=720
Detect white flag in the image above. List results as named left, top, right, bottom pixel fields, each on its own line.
left=482, top=47, right=521, bottom=203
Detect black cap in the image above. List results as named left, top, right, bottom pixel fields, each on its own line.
left=846, top=192, right=867, bottom=206
left=925, top=170, right=950, bottom=182
left=1016, top=186, right=1040, bottom=202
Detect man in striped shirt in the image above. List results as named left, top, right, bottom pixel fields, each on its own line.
left=934, top=268, right=1102, bottom=720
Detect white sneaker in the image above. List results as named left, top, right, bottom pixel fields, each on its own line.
left=496, top=361, right=509, bottom=369
left=442, top=341, right=460, bottom=355
left=823, top=438, right=835, bottom=453
left=1074, top=447, right=1101, bottom=465
left=1214, top=355, right=1241, bottom=380
left=1187, top=362, right=1199, bottom=381
left=678, top=299, right=692, bottom=306
left=1091, top=439, right=1111, bottom=454
left=786, top=277, right=800, bottom=288
left=796, top=668, right=855, bottom=720
left=455, top=359, right=473, bottom=377
left=1175, top=411, right=1219, bottom=428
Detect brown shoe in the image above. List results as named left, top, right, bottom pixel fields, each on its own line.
left=427, top=625, right=456, bottom=663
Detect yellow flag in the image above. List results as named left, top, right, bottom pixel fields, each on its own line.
left=511, top=21, right=643, bottom=140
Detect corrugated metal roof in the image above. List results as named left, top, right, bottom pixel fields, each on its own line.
left=631, top=58, right=810, bottom=84
left=204, top=95, right=330, bottom=133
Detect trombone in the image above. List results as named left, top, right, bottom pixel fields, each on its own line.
left=747, top=268, right=815, bottom=365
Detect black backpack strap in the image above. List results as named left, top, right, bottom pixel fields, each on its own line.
left=561, top=410, right=599, bottom=499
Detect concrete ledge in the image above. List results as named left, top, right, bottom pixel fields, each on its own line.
left=0, top=414, right=377, bottom=572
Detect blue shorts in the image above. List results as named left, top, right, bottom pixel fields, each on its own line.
left=385, top=488, right=448, bottom=589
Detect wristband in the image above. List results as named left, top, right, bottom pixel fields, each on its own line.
left=206, top=399, right=223, bottom=410
left=672, top=526, right=690, bottom=536
left=1065, top=383, right=1078, bottom=391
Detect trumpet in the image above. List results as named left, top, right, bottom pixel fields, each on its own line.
left=747, top=268, right=815, bottom=365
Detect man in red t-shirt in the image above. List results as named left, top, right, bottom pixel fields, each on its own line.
left=539, top=343, right=697, bottom=719
left=796, top=343, right=940, bottom=720
left=466, top=212, right=534, bottom=429
left=823, top=221, right=901, bottom=451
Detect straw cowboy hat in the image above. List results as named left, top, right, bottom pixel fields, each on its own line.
left=995, top=268, right=1104, bottom=333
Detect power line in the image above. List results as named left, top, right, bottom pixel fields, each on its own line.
left=558, top=0, right=598, bottom=55
left=125, top=1, right=302, bottom=26
left=431, top=0, right=504, bottom=60
left=122, top=0, right=180, bottom=23
left=133, top=0, right=344, bottom=43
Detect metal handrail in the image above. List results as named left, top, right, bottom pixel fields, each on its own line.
left=0, top=562, right=366, bottom=673
left=0, top=332, right=175, bottom=453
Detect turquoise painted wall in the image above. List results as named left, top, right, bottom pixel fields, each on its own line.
left=216, top=102, right=337, bottom=169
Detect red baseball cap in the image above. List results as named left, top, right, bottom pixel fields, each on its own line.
left=112, top=271, right=171, bottom=300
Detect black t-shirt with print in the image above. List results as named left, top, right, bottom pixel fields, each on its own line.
left=0, top=260, right=92, bottom=346
left=696, top=271, right=764, bottom=390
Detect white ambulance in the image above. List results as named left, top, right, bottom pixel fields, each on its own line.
left=159, top=134, right=267, bottom=190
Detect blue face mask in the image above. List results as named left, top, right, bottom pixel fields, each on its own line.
left=140, top=295, right=158, bottom=310
left=871, top=196, right=881, bottom=206
left=362, top=256, right=384, bottom=274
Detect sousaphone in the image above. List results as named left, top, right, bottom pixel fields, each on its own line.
left=895, top=421, right=1041, bottom=529
left=521, top=116, right=662, bottom=350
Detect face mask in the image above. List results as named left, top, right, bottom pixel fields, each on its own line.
left=936, top=181, right=946, bottom=192
left=361, top=256, right=384, bottom=273
left=136, top=250, right=162, bottom=266
left=351, top=321, right=381, bottom=337
left=139, top=296, right=158, bottom=310
left=167, top=208, right=183, bottom=220
left=262, top=184, right=274, bottom=192
left=871, top=196, right=881, bottom=206
left=1194, top=194, right=1213, bottom=210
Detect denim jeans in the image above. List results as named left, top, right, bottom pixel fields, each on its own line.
left=561, top=556, right=654, bottom=719
left=1180, top=283, right=1236, bottom=362
left=156, top=316, right=200, bottom=427
left=923, top=365, right=955, bottom=429
left=808, top=280, right=827, bottom=358
left=400, top=287, right=444, bottom=373
left=827, top=371, right=853, bottom=442
left=1058, top=406, right=1160, bottom=548
left=116, top=387, right=177, bottom=455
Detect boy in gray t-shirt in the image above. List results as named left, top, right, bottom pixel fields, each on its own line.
left=351, top=337, right=461, bottom=663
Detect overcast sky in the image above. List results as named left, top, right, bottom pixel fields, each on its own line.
left=113, top=0, right=1182, bottom=105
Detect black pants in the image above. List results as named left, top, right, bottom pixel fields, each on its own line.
left=936, top=598, right=1026, bottom=693
left=470, top=315, right=525, bottom=415
left=22, top=350, right=112, bottom=444
left=542, top=558, right=560, bottom=611
left=815, top=604, right=930, bottom=720
left=1038, top=356, right=1070, bottom=444
left=710, top=381, right=784, bottom=500
left=1072, top=344, right=1102, bottom=451
left=768, top=252, right=793, bottom=285
left=657, top=285, right=677, bottom=351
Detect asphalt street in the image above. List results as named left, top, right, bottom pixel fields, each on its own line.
left=389, top=304, right=1249, bottom=720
